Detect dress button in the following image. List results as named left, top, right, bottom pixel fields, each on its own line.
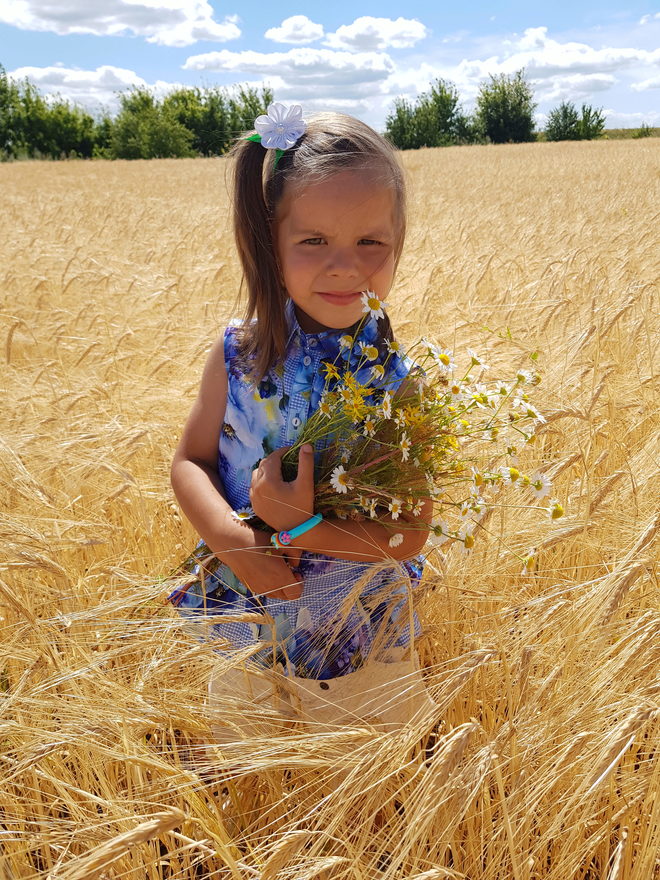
left=303, top=355, right=312, bottom=366
left=309, top=339, right=318, bottom=348
left=292, top=416, right=301, bottom=428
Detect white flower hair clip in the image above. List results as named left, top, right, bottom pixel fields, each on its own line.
left=246, top=102, right=306, bottom=166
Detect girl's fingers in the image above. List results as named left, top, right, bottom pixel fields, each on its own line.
left=295, top=443, right=315, bottom=485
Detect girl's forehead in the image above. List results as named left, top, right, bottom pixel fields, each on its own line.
left=278, top=170, right=397, bottom=226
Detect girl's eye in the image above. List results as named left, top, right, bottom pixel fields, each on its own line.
left=359, top=238, right=383, bottom=246
left=301, top=237, right=325, bottom=245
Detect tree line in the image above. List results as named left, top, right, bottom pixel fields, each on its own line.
left=0, top=61, right=642, bottom=160
left=1, top=63, right=273, bottom=160
left=384, top=69, right=608, bottom=148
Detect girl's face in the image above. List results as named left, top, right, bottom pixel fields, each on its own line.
left=275, top=170, right=398, bottom=333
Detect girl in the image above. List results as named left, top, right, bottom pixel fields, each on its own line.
left=170, top=105, right=435, bottom=736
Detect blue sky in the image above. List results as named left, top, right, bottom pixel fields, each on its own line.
left=1, top=1, right=659, bottom=129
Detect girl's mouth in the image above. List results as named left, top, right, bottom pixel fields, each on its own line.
left=317, top=291, right=362, bottom=305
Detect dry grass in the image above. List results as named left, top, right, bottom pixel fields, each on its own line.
left=1, top=138, right=659, bottom=879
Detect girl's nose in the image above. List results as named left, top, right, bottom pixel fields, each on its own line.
left=327, top=247, right=359, bottom=277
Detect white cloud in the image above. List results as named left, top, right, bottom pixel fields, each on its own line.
left=183, top=47, right=394, bottom=92
left=499, top=26, right=660, bottom=78
left=7, top=64, right=185, bottom=112
left=265, top=15, right=323, bottom=45
left=632, top=75, right=660, bottom=90
left=639, top=13, right=660, bottom=25
left=532, top=73, right=616, bottom=103
left=324, top=16, right=428, bottom=51
left=0, top=0, right=241, bottom=47
left=602, top=109, right=660, bottom=126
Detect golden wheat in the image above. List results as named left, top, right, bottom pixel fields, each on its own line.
left=1, top=138, right=658, bottom=879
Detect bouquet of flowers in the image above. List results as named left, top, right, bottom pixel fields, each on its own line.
left=279, top=292, right=563, bottom=553
left=170, top=292, right=563, bottom=593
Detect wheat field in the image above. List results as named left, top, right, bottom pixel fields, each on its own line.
left=1, top=138, right=659, bottom=879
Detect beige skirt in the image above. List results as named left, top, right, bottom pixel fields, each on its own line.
left=207, top=650, right=437, bottom=743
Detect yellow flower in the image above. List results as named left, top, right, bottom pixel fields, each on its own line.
left=323, top=361, right=340, bottom=380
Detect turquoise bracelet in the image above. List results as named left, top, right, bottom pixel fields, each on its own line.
left=271, top=513, right=323, bottom=549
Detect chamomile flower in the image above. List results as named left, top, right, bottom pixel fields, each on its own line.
left=499, top=465, right=521, bottom=485
left=516, top=369, right=533, bottom=385
left=468, top=348, right=490, bottom=371
left=330, top=465, right=351, bottom=494
left=386, top=340, right=401, bottom=355
left=340, top=448, right=351, bottom=464
left=399, top=432, right=412, bottom=461
left=529, top=471, right=552, bottom=500
left=319, top=396, right=332, bottom=418
left=450, top=382, right=465, bottom=402
left=457, top=521, right=476, bottom=553
left=411, top=499, right=424, bottom=517
left=388, top=498, right=403, bottom=520
left=361, top=291, right=385, bottom=319
left=370, top=363, right=385, bottom=382
left=548, top=498, right=565, bottom=520
left=431, top=519, right=450, bottom=546
left=367, top=498, right=378, bottom=519
left=339, top=334, right=353, bottom=349
left=381, top=391, right=392, bottom=419
left=521, top=549, right=536, bottom=575
left=359, top=342, right=379, bottom=361
left=231, top=506, right=255, bottom=521
left=388, top=533, right=404, bottom=548
left=429, top=344, right=456, bottom=374
left=362, top=417, right=376, bottom=437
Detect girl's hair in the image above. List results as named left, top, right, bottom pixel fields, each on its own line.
left=231, top=112, right=406, bottom=379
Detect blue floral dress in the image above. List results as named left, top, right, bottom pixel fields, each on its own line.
left=170, top=300, right=425, bottom=680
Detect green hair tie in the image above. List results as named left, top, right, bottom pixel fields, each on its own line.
left=246, top=133, right=285, bottom=169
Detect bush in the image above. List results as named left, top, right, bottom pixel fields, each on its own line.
left=475, top=70, right=537, bottom=144
left=632, top=122, right=653, bottom=139
left=385, top=79, right=479, bottom=150
left=545, top=101, right=581, bottom=141
left=545, top=101, right=605, bottom=142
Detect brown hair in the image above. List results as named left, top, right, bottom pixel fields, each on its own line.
left=230, top=112, right=407, bottom=379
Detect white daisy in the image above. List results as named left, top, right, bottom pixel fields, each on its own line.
left=388, top=498, right=403, bottom=520
left=499, top=465, right=521, bottom=485
left=529, top=471, right=552, bottom=500
left=515, top=369, right=533, bottom=385
left=362, top=417, right=376, bottom=437
left=340, top=447, right=351, bottom=464
left=388, top=533, right=404, bottom=548
left=330, top=465, right=351, bottom=494
left=548, top=498, right=565, bottom=520
left=370, top=363, right=385, bottom=382
left=231, top=506, right=255, bottom=521
left=367, top=498, right=378, bottom=519
left=359, top=342, right=379, bottom=361
left=339, top=334, right=353, bottom=349
left=381, top=391, right=392, bottom=419
left=457, top=522, right=476, bottom=553
left=361, top=291, right=385, bottom=319
left=386, top=339, right=402, bottom=355
left=467, top=348, right=490, bottom=370
left=412, top=500, right=424, bottom=517
left=399, top=432, right=412, bottom=461
left=428, top=344, right=456, bottom=374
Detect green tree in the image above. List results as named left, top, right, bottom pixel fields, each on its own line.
left=385, top=79, right=479, bottom=149
left=545, top=101, right=580, bottom=141
left=111, top=88, right=194, bottom=159
left=632, top=122, right=653, bottom=139
left=578, top=104, right=605, bottom=140
left=384, top=97, right=418, bottom=150
left=0, top=64, right=24, bottom=157
left=475, top=70, right=537, bottom=143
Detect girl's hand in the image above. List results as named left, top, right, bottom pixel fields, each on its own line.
left=219, top=529, right=303, bottom=601
left=250, top=444, right=315, bottom=532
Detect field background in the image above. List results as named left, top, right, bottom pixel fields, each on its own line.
left=1, top=139, right=659, bottom=879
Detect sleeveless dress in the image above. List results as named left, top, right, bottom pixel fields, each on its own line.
left=170, top=300, right=426, bottom=680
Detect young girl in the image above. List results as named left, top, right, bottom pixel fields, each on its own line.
left=170, top=105, right=435, bottom=736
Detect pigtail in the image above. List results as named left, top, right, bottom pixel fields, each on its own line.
left=231, top=136, right=288, bottom=380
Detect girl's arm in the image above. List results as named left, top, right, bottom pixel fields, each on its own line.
left=171, top=337, right=304, bottom=601
left=250, top=448, right=432, bottom=562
